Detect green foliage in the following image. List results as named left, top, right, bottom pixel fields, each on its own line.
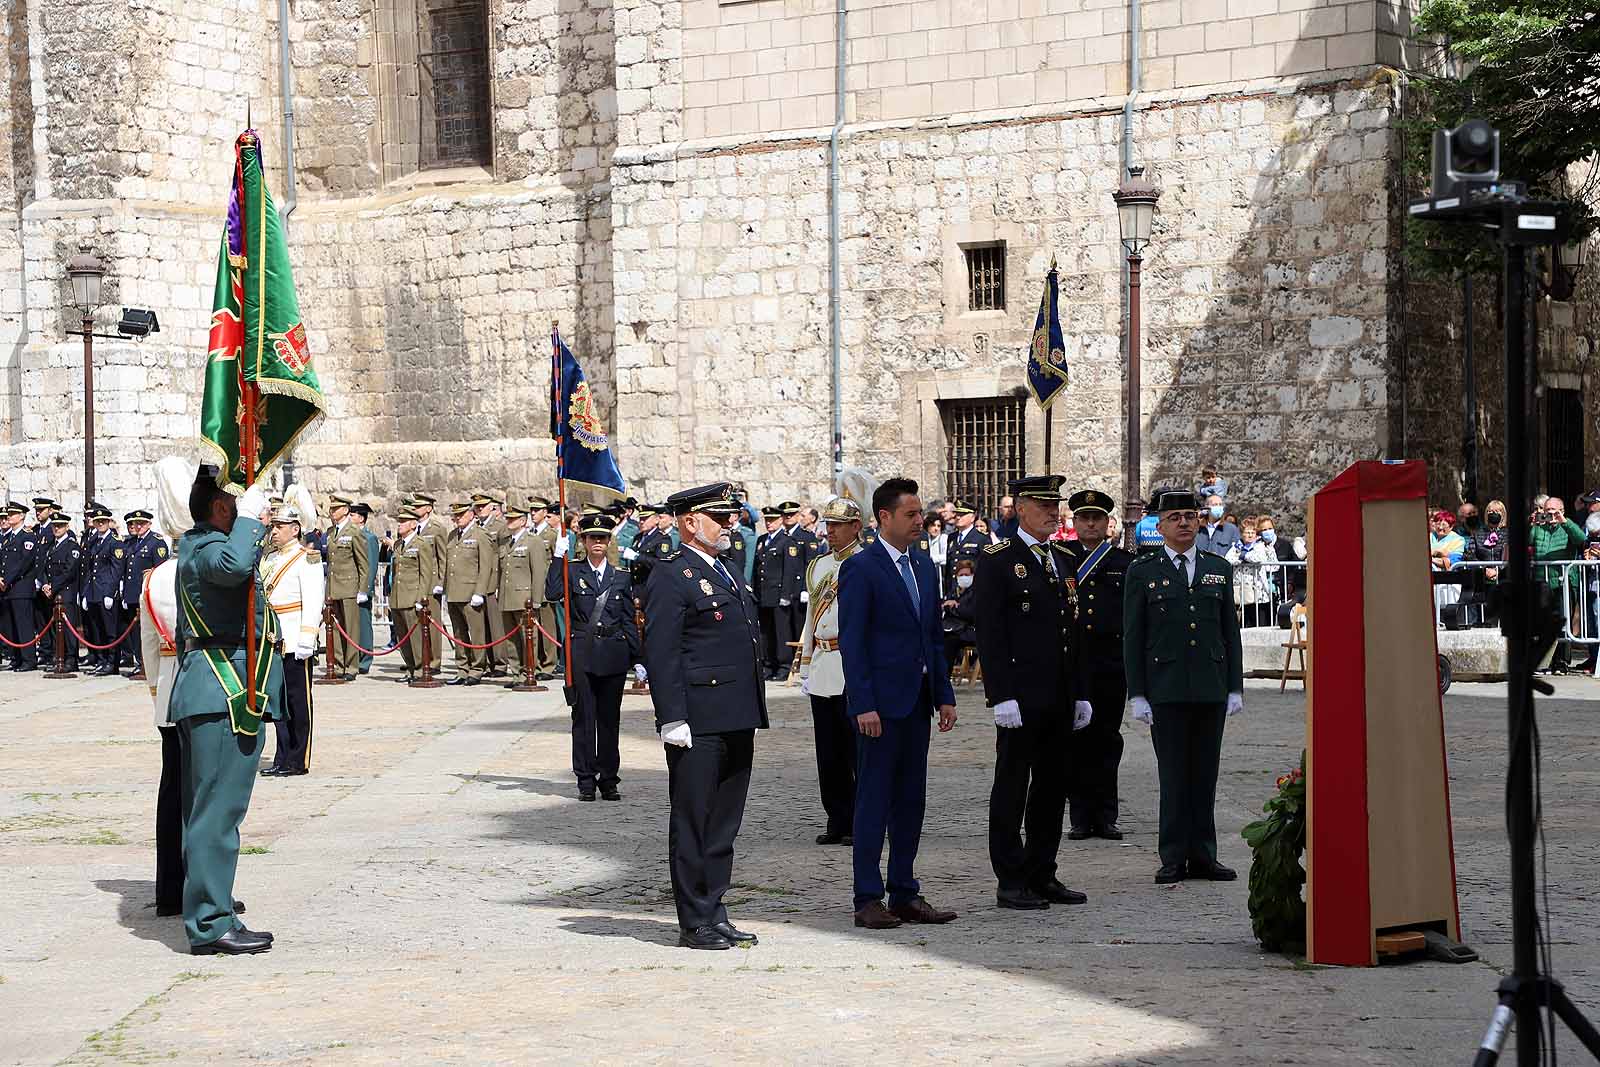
left=1242, top=753, right=1307, bottom=954
left=1404, top=1, right=1598, bottom=280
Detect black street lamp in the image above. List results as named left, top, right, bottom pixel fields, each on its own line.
left=1112, top=165, right=1162, bottom=548
left=66, top=248, right=106, bottom=506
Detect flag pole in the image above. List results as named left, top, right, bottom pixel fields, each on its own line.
left=241, top=131, right=260, bottom=716
left=554, top=321, right=573, bottom=689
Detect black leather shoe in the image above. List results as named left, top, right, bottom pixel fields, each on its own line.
left=233, top=900, right=246, bottom=914
left=1155, top=863, right=1187, bottom=884
left=711, top=921, right=757, bottom=945
left=260, top=766, right=289, bottom=777
left=1030, top=879, right=1088, bottom=905
left=816, top=831, right=847, bottom=845
left=1096, top=823, right=1125, bottom=841
left=996, top=888, right=1050, bottom=910
left=578, top=790, right=596, bottom=802
left=1189, top=861, right=1238, bottom=881
left=463, top=677, right=482, bottom=686
left=191, top=929, right=272, bottom=955
left=1066, top=826, right=1092, bottom=840
left=600, top=787, right=621, bottom=801
left=447, top=677, right=469, bottom=686
left=679, top=925, right=732, bottom=950
left=236, top=925, right=272, bottom=941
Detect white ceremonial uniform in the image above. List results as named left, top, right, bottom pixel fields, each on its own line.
left=262, top=542, right=325, bottom=656
left=139, top=561, right=179, bottom=728
left=799, top=541, right=861, bottom=696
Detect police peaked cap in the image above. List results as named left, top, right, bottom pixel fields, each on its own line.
left=48, top=513, right=72, bottom=525
left=125, top=509, right=154, bottom=522
left=666, top=482, right=740, bottom=516
left=4, top=501, right=26, bottom=515
left=1068, top=489, right=1115, bottom=515
left=579, top=513, right=615, bottom=536
left=1008, top=475, right=1066, bottom=503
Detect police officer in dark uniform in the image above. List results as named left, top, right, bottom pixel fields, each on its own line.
left=1060, top=489, right=1135, bottom=840
left=41, top=514, right=83, bottom=668
left=645, top=483, right=768, bottom=950
left=773, top=501, right=817, bottom=679
left=973, top=475, right=1093, bottom=911
left=31, top=497, right=58, bottom=635
left=753, top=505, right=785, bottom=679
left=630, top=504, right=675, bottom=590
left=0, top=501, right=41, bottom=670
left=546, top=513, right=641, bottom=802
left=84, top=505, right=123, bottom=673
left=120, top=509, right=169, bottom=678
left=1123, top=488, right=1245, bottom=884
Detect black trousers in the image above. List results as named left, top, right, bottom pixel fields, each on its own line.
left=775, top=603, right=804, bottom=672
left=124, top=612, right=143, bottom=669
left=1068, top=672, right=1127, bottom=832
left=89, top=599, right=121, bottom=665
left=666, top=729, right=754, bottom=930
left=3, top=598, right=38, bottom=668
left=156, top=725, right=185, bottom=913
left=53, top=598, right=80, bottom=666
left=83, top=598, right=103, bottom=663
left=572, top=670, right=625, bottom=790
left=989, top=710, right=1073, bottom=891
left=1150, top=701, right=1228, bottom=868
left=808, top=693, right=857, bottom=837
left=759, top=606, right=781, bottom=672
left=270, top=654, right=316, bottom=773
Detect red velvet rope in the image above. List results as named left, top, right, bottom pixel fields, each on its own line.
left=327, top=614, right=424, bottom=657
left=60, top=614, right=140, bottom=652
left=0, top=618, right=52, bottom=649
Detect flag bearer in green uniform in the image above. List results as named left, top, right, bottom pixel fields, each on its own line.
left=170, top=469, right=282, bottom=955
left=1122, top=489, right=1244, bottom=886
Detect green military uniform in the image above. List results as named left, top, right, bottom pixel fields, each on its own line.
left=170, top=514, right=283, bottom=949
left=389, top=512, right=440, bottom=679
left=444, top=508, right=495, bottom=682
left=323, top=500, right=371, bottom=680
left=411, top=501, right=448, bottom=674
left=497, top=508, right=539, bottom=675
left=356, top=515, right=380, bottom=674
left=474, top=495, right=509, bottom=673
left=1122, top=529, right=1243, bottom=877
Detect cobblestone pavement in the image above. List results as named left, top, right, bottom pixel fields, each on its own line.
left=2, top=665, right=1597, bottom=1065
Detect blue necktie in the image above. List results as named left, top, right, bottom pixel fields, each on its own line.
left=897, top=554, right=920, bottom=608
left=714, top=559, right=734, bottom=588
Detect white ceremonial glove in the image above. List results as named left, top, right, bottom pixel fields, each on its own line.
left=433, top=586, right=444, bottom=596
left=1130, top=696, right=1154, bottom=725
left=993, top=699, right=1023, bottom=729
left=79, top=596, right=87, bottom=611
left=1293, top=536, right=1307, bottom=561
left=469, top=594, right=484, bottom=608
left=779, top=597, right=791, bottom=607
left=555, top=533, right=570, bottom=554
left=414, top=601, right=424, bottom=612
left=799, top=673, right=812, bottom=696
left=660, top=720, right=693, bottom=748
left=237, top=484, right=271, bottom=521
left=1227, top=692, right=1245, bottom=717
left=622, top=548, right=638, bottom=562
left=800, top=591, right=809, bottom=603
left=104, top=596, right=114, bottom=610
left=633, top=663, right=648, bottom=684
left=356, top=593, right=369, bottom=605
left=1073, top=700, right=1094, bottom=731
left=294, top=644, right=313, bottom=660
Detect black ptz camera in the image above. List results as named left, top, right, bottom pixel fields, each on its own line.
left=1432, top=119, right=1500, bottom=195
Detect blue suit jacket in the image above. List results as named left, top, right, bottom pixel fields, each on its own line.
left=838, top=538, right=956, bottom=721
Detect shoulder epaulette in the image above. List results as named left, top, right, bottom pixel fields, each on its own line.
left=1127, top=551, right=1160, bottom=568
left=304, top=550, right=322, bottom=563
left=663, top=550, right=682, bottom=562
left=1050, top=540, right=1074, bottom=552
left=983, top=539, right=1010, bottom=555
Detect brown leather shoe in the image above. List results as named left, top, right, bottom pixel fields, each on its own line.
left=853, top=901, right=903, bottom=929
left=891, top=896, right=958, bottom=924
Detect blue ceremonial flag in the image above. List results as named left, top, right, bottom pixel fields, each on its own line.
left=1027, top=259, right=1070, bottom=409
left=551, top=325, right=626, bottom=499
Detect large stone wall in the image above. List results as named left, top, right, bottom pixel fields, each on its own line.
left=612, top=74, right=1403, bottom=520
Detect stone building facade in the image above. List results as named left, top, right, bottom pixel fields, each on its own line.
left=0, top=0, right=1591, bottom=528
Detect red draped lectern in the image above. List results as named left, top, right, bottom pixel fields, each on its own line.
left=1306, top=460, right=1462, bottom=966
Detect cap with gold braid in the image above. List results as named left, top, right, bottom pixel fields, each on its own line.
left=1008, top=475, right=1067, bottom=504
left=1067, top=488, right=1114, bottom=515
left=666, top=482, right=739, bottom=516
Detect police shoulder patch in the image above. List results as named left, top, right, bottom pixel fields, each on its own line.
left=983, top=539, right=1010, bottom=555
left=156, top=546, right=168, bottom=558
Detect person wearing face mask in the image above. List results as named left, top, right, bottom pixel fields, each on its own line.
left=1194, top=495, right=1240, bottom=557
left=1224, top=517, right=1276, bottom=628
left=939, top=558, right=979, bottom=677
left=799, top=497, right=866, bottom=848
left=644, top=483, right=768, bottom=950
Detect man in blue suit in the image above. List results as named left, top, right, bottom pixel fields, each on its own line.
left=838, top=476, right=959, bottom=930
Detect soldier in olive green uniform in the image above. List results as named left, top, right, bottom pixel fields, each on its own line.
left=444, top=501, right=495, bottom=684
left=474, top=493, right=509, bottom=676
left=497, top=500, right=540, bottom=677
left=169, top=471, right=281, bottom=954
left=529, top=496, right=560, bottom=677
left=408, top=492, right=448, bottom=675
left=1122, top=489, right=1245, bottom=885
left=323, top=494, right=371, bottom=682
left=388, top=506, right=439, bottom=682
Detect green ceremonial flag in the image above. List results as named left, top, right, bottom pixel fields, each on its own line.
left=200, top=130, right=325, bottom=491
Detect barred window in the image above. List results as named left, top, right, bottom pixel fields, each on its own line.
left=964, top=242, right=1006, bottom=311
left=419, top=0, right=492, bottom=169
left=941, top=396, right=1026, bottom=517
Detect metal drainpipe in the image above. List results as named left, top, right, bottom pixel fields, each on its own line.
left=1120, top=0, right=1141, bottom=495
left=278, top=0, right=299, bottom=488
left=278, top=0, right=298, bottom=226
left=828, top=0, right=846, bottom=490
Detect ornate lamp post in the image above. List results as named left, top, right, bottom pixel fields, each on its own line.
left=1112, top=166, right=1162, bottom=548
left=66, top=249, right=106, bottom=504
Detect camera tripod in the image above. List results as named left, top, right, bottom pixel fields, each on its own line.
left=1468, top=245, right=1600, bottom=1066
